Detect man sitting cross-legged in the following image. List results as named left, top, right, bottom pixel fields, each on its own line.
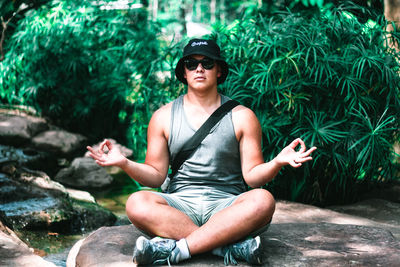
left=87, top=38, right=316, bottom=265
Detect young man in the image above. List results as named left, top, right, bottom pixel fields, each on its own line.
left=87, top=39, right=316, bottom=265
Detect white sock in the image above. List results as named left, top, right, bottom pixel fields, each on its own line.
left=175, top=238, right=191, bottom=262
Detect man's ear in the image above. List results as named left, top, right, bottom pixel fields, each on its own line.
left=217, top=65, right=222, bottom=78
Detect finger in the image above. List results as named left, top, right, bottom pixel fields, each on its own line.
left=87, top=152, right=102, bottom=161
left=99, top=139, right=111, bottom=154
left=86, top=146, right=101, bottom=159
left=288, top=138, right=306, bottom=153
left=95, top=160, right=105, bottom=166
left=86, top=146, right=97, bottom=154
left=95, top=159, right=112, bottom=167
left=295, top=156, right=313, bottom=163
left=302, top=146, right=317, bottom=157
left=289, top=160, right=302, bottom=168
left=106, top=139, right=113, bottom=151
left=288, top=138, right=301, bottom=149
left=297, top=138, right=306, bottom=153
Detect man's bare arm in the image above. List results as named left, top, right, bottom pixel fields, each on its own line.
left=87, top=104, right=171, bottom=188
left=233, top=106, right=316, bottom=188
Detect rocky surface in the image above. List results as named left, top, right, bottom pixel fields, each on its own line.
left=0, top=170, right=116, bottom=233
left=0, top=144, right=57, bottom=175
left=0, top=111, right=119, bottom=234
left=275, top=199, right=400, bottom=239
left=0, top=112, right=48, bottom=146
left=328, top=198, right=400, bottom=237
left=55, top=157, right=114, bottom=189
left=262, top=223, right=399, bottom=267
left=0, top=220, right=57, bottom=267
left=0, top=111, right=121, bottom=266
left=68, top=199, right=400, bottom=267
left=1, top=110, right=400, bottom=267
left=31, top=129, right=87, bottom=157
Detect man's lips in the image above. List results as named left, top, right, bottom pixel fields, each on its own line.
left=194, top=77, right=206, bottom=80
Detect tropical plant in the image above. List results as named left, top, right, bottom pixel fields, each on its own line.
left=0, top=0, right=164, bottom=156
left=212, top=4, right=399, bottom=205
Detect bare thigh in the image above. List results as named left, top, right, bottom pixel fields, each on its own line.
left=125, top=190, right=199, bottom=239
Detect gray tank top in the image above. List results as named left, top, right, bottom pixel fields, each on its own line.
left=167, top=94, right=247, bottom=195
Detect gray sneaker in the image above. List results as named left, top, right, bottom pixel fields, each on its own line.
left=222, top=236, right=263, bottom=265
left=133, top=236, right=180, bottom=266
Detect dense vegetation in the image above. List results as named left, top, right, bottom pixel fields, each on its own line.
left=0, top=0, right=398, bottom=205
left=214, top=8, right=399, bottom=205
left=0, top=1, right=168, bottom=152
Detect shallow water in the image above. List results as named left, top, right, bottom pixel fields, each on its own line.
left=17, top=229, right=84, bottom=267
left=15, top=172, right=142, bottom=267
left=0, top=197, right=57, bottom=216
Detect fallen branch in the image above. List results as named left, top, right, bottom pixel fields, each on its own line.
left=0, top=15, right=13, bottom=61
left=0, top=3, right=36, bottom=61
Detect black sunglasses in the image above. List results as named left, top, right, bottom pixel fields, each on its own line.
left=184, top=57, right=215, bottom=70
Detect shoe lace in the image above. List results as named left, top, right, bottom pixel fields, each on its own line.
left=224, top=246, right=245, bottom=265
left=155, top=256, right=172, bottom=267
left=223, top=249, right=239, bottom=266
left=222, top=237, right=262, bottom=266
left=152, top=240, right=177, bottom=267
left=223, top=240, right=253, bottom=266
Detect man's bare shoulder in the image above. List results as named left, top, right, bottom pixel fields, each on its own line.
left=232, top=104, right=261, bottom=139
left=148, top=102, right=173, bottom=138
left=232, top=104, right=259, bottom=122
left=152, top=101, right=173, bottom=119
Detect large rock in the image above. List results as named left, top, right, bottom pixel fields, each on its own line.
left=262, top=223, right=400, bottom=267
left=0, top=170, right=116, bottom=233
left=31, top=130, right=87, bottom=157
left=0, top=145, right=58, bottom=176
left=328, top=198, right=400, bottom=231
left=55, top=157, right=114, bottom=189
left=273, top=200, right=400, bottom=239
left=0, top=220, right=56, bottom=267
left=68, top=200, right=400, bottom=267
left=69, top=223, right=400, bottom=267
left=0, top=113, right=48, bottom=146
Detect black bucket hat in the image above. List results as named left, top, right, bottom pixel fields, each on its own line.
left=175, top=39, right=229, bottom=85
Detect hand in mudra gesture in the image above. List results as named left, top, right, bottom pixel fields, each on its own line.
left=87, top=139, right=127, bottom=167
left=276, top=138, right=317, bottom=168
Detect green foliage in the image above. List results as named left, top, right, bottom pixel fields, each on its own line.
left=0, top=0, right=163, bottom=152
left=125, top=38, right=185, bottom=158
left=0, top=0, right=398, bottom=206
left=213, top=6, right=400, bottom=205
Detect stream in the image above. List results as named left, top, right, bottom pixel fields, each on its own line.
left=15, top=172, right=143, bottom=267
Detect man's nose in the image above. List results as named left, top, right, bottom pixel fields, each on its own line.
left=195, top=63, right=205, bottom=72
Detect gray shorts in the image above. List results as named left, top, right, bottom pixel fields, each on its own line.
left=152, top=188, right=270, bottom=236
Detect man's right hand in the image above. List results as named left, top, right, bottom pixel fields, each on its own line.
left=87, top=139, right=128, bottom=168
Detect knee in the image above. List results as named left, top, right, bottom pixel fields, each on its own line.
left=248, top=189, right=275, bottom=220
left=125, top=191, right=154, bottom=223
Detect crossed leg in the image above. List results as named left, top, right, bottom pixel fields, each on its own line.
left=126, top=188, right=275, bottom=255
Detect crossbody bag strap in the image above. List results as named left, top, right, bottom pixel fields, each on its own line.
left=169, top=99, right=240, bottom=178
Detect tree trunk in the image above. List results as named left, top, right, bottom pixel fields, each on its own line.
left=152, top=0, right=158, bottom=20
left=196, top=0, right=202, bottom=21
left=384, top=0, right=400, bottom=52
left=180, top=0, right=187, bottom=36
left=0, top=4, right=28, bottom=61
left=210, top=0, right=216, bottom=24
left=219, top=0, right=225, bottom=23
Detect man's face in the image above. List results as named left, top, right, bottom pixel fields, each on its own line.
left=183, top=55, right=221, bottom=90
